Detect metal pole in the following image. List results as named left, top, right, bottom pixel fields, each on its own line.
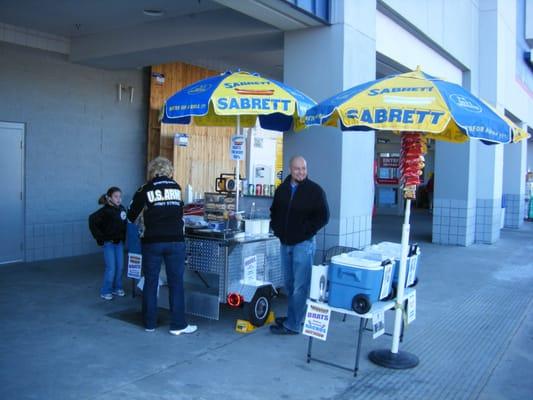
left=368, top=197, right=418, bottom=369
left=235, top=115, right=240, bottom=213
left=391, top=198, right=410, bottom=353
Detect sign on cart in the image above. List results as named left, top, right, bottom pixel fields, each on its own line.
left=243, top=255, right=257, bottom=283
left=303, top=303, right=331, bottom=341
left=127, top=253, right=142, bottom=279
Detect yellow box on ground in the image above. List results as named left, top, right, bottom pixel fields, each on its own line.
left=235, top=311, right=276, bottom=333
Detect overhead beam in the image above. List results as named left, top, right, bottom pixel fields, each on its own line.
left=212, top=0, right=328, bottom=30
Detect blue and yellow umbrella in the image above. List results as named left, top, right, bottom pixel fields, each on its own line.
left=305, top=68, right=515, bottom=144
left=161, top=70, right=316, bottom=211
left=161, top=70, right=316, bottom=132
left=305, top=67, right=527, bottom=368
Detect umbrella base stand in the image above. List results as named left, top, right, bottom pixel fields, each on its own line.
left=368, top=349, right=419, bottom=369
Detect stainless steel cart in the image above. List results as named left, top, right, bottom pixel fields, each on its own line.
left=183, top=232, right=283, bottom=326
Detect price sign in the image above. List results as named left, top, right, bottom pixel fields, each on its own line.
left=230, top=134, right=246, bottom=160
left=127, top=253, right=142, bottom=279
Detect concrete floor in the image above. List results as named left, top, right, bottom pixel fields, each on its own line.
left=1, top=211, right=532, bottom=400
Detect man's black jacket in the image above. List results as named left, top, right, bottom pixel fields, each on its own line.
left=88, top=204, right=127, bottom=245
left=270, top=176, right=329, bottom=245
left=127, top=176, right=184, bottom=243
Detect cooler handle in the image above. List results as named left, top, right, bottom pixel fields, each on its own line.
left=338, top=269, right=360, bottom=282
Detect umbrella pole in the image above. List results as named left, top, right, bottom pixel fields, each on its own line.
left=235, top=115, right=240, bottom=213
left=368, top=198, right=419, bottom=369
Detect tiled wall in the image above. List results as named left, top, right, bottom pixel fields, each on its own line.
left=25, top=221, right=99, bottom=262
left=314, top=215, right=372, bottom=263
left=432, top=199, right=475, bottom=246
left=475, top=199, right=502, bottom=244
left=503, top=193, right=525, bottom=229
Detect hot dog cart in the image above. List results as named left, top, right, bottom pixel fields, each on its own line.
left=183, top=230, right=283, bottom=326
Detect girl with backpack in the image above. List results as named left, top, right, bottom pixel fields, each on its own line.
left=89, top=187, right=127, bottom=300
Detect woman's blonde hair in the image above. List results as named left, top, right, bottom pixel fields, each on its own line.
left=148, top=157, right=173, bottom=179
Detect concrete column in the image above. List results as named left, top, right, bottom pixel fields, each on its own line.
left=432, top=141, right=477, bottom=246
left=475, top=145, right=504, bottom=243
left=503, top=140, right=528, bottom=228
left=475, top=0, right=504, bottom=244
left=284, top=0, right=376, bottom=262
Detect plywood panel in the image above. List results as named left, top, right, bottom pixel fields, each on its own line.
left=148, top=62, right=245, bottom=194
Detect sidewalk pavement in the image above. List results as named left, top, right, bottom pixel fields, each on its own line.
left=0, top=212, right=531, bottom=400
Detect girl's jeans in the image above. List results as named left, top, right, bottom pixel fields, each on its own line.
left=101, top=241, right=124, bottom=295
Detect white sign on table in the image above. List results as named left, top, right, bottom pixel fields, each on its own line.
left=372, top=310, right=385, bottom=338
left=127, top=253, right=142, bottom=279
left=243, top=255, right=257, bottom=284
left=406, top=255, right=418, bottom=286
left=230, top=134, right=246, bottom=160
left=303, top=302, right=331, bottom=341
left=379, top=262, right=393, bottom=299
left=406, top=290, right=417, bottom=324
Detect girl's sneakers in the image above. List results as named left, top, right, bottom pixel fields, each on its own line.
left=112, top=289, right=125, bottom=297
left=100, top=293, right=113, bottom=300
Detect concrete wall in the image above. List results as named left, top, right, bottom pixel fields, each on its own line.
left=0, top=42, right=148, bottom=262
left=382, top=0, right=480, bottom=88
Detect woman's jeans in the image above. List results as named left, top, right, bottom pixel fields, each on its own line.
left=101, top=241, right=124, bottom=295
left=280, top=238, right=316, bottom=332
left=142, top=241, right=187, bottom=331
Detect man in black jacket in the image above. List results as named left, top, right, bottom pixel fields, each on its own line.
left=128, top=157, right=197, bottom=336
left=270, top=156, right=329, bottom=334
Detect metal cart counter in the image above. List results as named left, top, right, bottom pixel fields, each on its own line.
left=184, top=231, right=283, bottom=325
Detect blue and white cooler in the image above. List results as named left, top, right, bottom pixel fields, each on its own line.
left=365, top=241, right=420, bottom=290
left=328, top=251, right=394, bottom=314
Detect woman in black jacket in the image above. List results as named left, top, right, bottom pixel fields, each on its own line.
left=89, top=187, right=127, bottom=300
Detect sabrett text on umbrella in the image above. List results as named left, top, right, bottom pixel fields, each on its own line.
left=223, top=81, right=271, bottom=89
left=217, top=97, right=291, bottom=112
left=345, top=108, right=445, bottom=124
left=367, top=86, right=434, bottom=96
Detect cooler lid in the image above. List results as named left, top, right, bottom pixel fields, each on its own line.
left=330, top=252, right=383, bottom=271
left=365, top=242, right=402, bottom=259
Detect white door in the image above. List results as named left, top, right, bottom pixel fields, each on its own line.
left=0, top=122, right=24, bottom=264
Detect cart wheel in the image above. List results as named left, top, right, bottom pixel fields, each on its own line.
left=244, top=289, right=272, bottom=327
left=352, top=294, right=371, bottom=314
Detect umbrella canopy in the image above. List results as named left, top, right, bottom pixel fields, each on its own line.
left=161, top=70, right=316, bottom=132
left=305, top=67, right=514, bottom=144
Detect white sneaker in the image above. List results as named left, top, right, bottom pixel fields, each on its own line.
left=112, top=289, right=125, bottom=297
left=169, top=325, right=198, bottom=336
left=100, top=294, right=113, bottom=300
left=145, top=328, right=155, bottom=332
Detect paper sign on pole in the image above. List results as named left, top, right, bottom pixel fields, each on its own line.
left=127, top=253, right=142, bottom=279
left=372, top=310, right=385, bottom=338
left=379, top=263, right=393, bottom=299
left=243, top=255, right=257, bottom=284
left=303, top=302, right=331, bottom=341
left=407, top=290, right=417, bottom=324
left=230, top=134, right=246, bottom=160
